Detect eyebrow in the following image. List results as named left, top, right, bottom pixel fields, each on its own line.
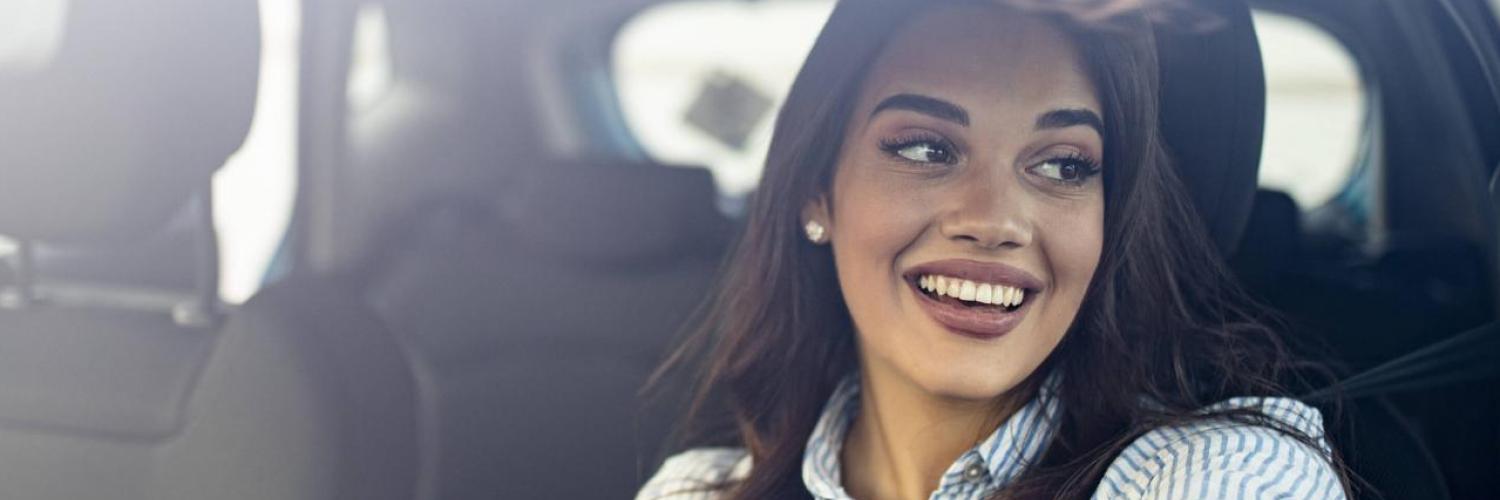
left=870, top=93, right=970, bottom=126
left=871, top=93, right=1104, bottom=136
left=1035, top=108, right=1104, bottom=135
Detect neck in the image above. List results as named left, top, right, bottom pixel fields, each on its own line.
left=840, top=367, right=1031, bottom=500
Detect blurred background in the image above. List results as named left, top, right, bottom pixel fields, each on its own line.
left=0, top=0, right=1369, bottom=304
left=0, top=0, right=1496, bottom=499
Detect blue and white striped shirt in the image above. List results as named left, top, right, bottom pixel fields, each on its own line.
left=637, top=374, right=1344, bottom=499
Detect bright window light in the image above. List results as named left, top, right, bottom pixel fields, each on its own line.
left=1254, top=10, right=1367, bottom=208
left=213, top=0, right=301, bottom=304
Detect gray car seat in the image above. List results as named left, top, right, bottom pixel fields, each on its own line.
left=234, top=159, right=730, bottom=499
left=263, top=0, right=734, bottom=494
left=375, top=161, right=730, bottom=497
left=0, top=0, right=287, bottom=499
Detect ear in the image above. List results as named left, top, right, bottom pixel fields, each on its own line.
left=802, top=194, right=831, bottom=225
left=801, top=194, right=832, bottom=243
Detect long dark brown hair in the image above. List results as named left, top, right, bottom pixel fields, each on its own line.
left=649, top=0, right=1350, bottom=497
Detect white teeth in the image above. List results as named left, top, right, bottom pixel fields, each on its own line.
left=918, top=274, right=1028, bottom=308
left=959, top=281, right=976, bottom=301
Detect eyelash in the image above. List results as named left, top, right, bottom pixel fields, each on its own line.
left=1032, top=152, right=1103, bottom=187
left=877, top=134, right=1102, bottom=187
left=878, top=133, right=957, bottom=165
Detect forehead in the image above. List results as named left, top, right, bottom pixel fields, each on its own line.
left=858, top=5, right=1100, bottom=119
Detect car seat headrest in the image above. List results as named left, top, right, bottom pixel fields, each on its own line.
left=1155, top=0, right=1266, bottom=256
left=513, top=161, right=729, bottom=266
left=0, top=0, right=260, bottom=245
left=1234, top=189, right=1301, bottom=272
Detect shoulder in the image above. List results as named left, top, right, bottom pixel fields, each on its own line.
left=635, top=447, right=752, bottom=500
left=1095, top=397, right=1346, bottom=500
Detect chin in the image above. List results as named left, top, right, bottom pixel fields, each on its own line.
left=917, top=368, right=1028, bottom=402
left=899, top=336, right=1046, bottom=403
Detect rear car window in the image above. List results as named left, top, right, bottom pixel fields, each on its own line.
left=1253, top=10, right=1367, bottom=209
left=614, top=3, right=1368, bottom=212
left=212, top=0, right=299, bottom=303
left=613, top=0, right=834, bottom=200
left=0, top=0, right=68, bottom=72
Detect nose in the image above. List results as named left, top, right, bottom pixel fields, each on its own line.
left=937, top=170, right=1033, bottom=251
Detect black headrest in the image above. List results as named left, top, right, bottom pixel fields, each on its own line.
left=1155, top=0, right=1266, bottom=255
left=1235, top=189, right=1301, bottom=270
left=0, top=0, right=260, bottom=244
left=512, top=161, right=729, bottom=266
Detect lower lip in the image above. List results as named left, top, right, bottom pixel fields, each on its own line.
left=909, top=280, right=1034, bottom=340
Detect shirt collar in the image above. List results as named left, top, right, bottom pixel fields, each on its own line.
left=801, top=373, right=1061, bottom=500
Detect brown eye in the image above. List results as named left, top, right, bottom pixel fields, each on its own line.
left=1029, top=155, right=1101, bottom=186
left=894, top=142, right=953, bottom=164
left=1059, top=163, right=1080, bottom=180
left=1032, top=160, right=1074, bottom=180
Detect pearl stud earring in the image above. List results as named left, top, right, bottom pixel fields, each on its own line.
left=804, top=220, right=827, bottom=244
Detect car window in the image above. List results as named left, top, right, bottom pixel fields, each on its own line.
left=212, top=0, right=299, bottom=303
left=614, top=0, right=835, bottom=201
left=0, top=0, right=68, bottom=72
left=218, top=0, right=393, bottom=303
left=615, top=3, right=1368, bottom=212
left=1253, top=10, right=1367, bottom=209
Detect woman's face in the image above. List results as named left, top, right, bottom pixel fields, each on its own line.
left=808, top=5, right=1105, bottom=401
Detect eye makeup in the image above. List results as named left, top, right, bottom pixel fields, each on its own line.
left=878, top=131, right=959, bottom=165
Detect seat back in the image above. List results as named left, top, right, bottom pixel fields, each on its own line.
left=156, top=275, right=419, bottom=500
left=356, top=160, right=729, bottom=498
left=0, top=0, right=263, bottom=499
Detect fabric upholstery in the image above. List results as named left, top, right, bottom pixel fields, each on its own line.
left=357, top=162, right=729, bottom=498
left=0, top=2, right=306, bottom=499
left=0, top=277, right=421, bottom=500
left=0, top=309, right=212, bottom=500
left=511, top=162, right=726, bottom=266
left=153, top=276, right=420, bottom=500
left=0, top=308, right=215, bottom=438
left=0, top=0, right=260, bottom=244
left=1156, top=0, right=1266, bottom=256
left=1232, top=189, right=1301, bottom=274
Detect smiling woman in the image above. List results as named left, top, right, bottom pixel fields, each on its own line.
left=637, top=0, right=1350, bottom=499
left=810, top=10, right=1108, bottom=406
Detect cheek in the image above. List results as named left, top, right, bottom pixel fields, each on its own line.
left=824, top=160, right=935, bottom=334
left=828, top=165, right=931, bottom=273
left=1040, top=198, right=1104, bottom=306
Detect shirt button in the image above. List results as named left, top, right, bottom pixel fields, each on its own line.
left=962, top=462, right=985, bottom=481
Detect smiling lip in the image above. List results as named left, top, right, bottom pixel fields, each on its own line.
left=903, top=259, right=1045, bottom=340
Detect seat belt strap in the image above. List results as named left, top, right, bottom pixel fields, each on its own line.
left=1304, top=320, right=1500, bottom=401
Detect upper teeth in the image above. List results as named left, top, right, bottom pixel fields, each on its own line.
left=918, top=275, right=1026, bottom=307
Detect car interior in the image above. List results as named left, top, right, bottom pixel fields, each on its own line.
left=0, top=0, right=1496, bottom=499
